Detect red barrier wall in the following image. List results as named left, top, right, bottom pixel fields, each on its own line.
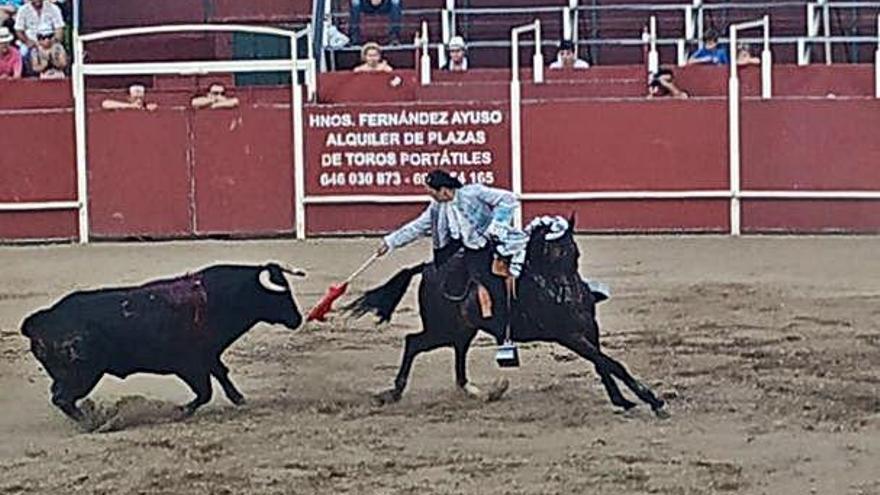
left=192, top=107, right=295, bottom=235
left=522, top=100, right=727, bottom=192
left=0, top=109, right=77, bottom=240
left=87, top=109, right=193, bottom=238
left=0, top=211, right=78, bottom=241
left=523, top=200, right=729, bottom=233
left=2, top=68, right=880, bottom=241
left=306, top=204, right=426, bottom=235
left=742, top=99, right=880, bottom=190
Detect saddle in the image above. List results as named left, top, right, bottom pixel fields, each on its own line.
left=440, top=250, right=513, bottom=319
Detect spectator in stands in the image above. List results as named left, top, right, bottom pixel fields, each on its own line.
left=191, top=83, right=240, bottom=110
left=29, top=23, right=66, bottom=79
left=349, top=0, right=401, bottom=46
left=550, top=39, right=589, bottom=70
left=323, top=13, right=350, bottom=49
left=736, top=43, right=761, bottom=66
left=101, top=84, right=158, bottom=111
left=687, top=31, right=728, bottom=65
left=648, top=68, right=687, bottom=99
left=14, top=0, right=64, bottom=58
left=444, top=36, right=469, bottom=72
left=354, top=42, right=393, bottom=72
left=0, top=0, right=23, bottom=32
left=0, top=26, right=22, bottom=79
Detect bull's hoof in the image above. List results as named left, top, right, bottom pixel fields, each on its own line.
left=176, top=405, right=197, bottom=419
left=372, top=389, right=400, bottom=406
left=228, top=394, right=246, bottom=406
left=653, top=405, right=671, bottom=420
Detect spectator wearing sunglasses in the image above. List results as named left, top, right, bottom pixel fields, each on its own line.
left=29, top=23, right=65, bottom=78
left=14, top=0, right=63, bottom=58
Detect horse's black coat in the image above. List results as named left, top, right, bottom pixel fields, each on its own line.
left=348, top=219, right=666, bottom=414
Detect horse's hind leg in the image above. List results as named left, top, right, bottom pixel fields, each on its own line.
left=375, top=331, right=450, bottom=405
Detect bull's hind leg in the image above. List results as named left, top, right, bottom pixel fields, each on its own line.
left=374, top=332, right=451, bottom=405
left=177, top=369, right=213, bottom=416
left=211, top=359, right=245, bottom=405
left=560, top=336, right=666, bottom=416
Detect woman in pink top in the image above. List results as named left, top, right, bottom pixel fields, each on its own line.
left=0, top=27, right=22, bottom=79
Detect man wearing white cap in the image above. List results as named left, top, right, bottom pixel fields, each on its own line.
left=445, top=36, right=468, bottom=72
left=14, top=0, right=63, bottom=57
left=0, top=26, right=22, bottom=79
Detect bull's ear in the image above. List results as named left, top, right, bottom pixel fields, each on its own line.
left=567, top=211, right=576, bottom=231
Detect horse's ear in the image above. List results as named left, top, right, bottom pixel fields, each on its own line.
left=567, top=211, right=576, bottom=231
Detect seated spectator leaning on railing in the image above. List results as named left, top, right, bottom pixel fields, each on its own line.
left=191, top=83, right=239, bottom=110
left=0, top=26, right=21, bottom=79
left=349, top=0, right=401, bottom=45
left=736, top=43, right=760, bottom=66
left=550, top=39, right=589, bottom=70
left=0, top=0, right=22, bottom=31
left=648, top=68, right=688, bottom=99
left=687, top=31, right=728, bottom=65
left=445, top=36, right=468, bottom=72
left=354, top=42, right=393, bottom=72
left=29, top=23, right=66, bottom=78
left=14, top=0, right=63, bottom=58
left=101, top=84, right=158, bottom=111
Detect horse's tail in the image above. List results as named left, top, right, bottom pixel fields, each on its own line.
left=344, top=263, right=428, bottom=323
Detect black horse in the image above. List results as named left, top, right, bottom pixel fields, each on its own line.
left=347, top=217, right=667, bottom=416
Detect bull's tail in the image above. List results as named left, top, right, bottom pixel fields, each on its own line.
left=344, top=263, right=427, bottom=323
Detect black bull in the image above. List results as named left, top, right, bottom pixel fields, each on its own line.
left=21, top=263, right=304, bottom=424
left=347, top=221, right=668, bottom=416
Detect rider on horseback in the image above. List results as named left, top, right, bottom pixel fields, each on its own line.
left=376, top=170, right=526, bottom=346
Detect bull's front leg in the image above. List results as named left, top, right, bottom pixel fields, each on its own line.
left=211, top=359, right=245, bottom=405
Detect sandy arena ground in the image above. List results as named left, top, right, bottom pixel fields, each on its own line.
left=0, top=236, right=878, bottom=494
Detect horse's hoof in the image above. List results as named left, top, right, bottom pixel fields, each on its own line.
left=372, top=389, right=400, bottom=406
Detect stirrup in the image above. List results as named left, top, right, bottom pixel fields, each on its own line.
left=495, top=340, right=520, bottom=368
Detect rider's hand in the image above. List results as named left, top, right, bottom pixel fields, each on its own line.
left=376, top=241, right=390, bottom=257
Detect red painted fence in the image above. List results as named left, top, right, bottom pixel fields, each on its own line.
left=1, top=65, right=879, bottom=241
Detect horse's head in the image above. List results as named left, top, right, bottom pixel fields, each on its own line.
left=525, top=214, right=579, bottom=277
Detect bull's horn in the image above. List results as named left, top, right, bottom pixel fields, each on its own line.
left=259, top=269, right=288, bottom=293
left=280, top=264, right=307, bottom=277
